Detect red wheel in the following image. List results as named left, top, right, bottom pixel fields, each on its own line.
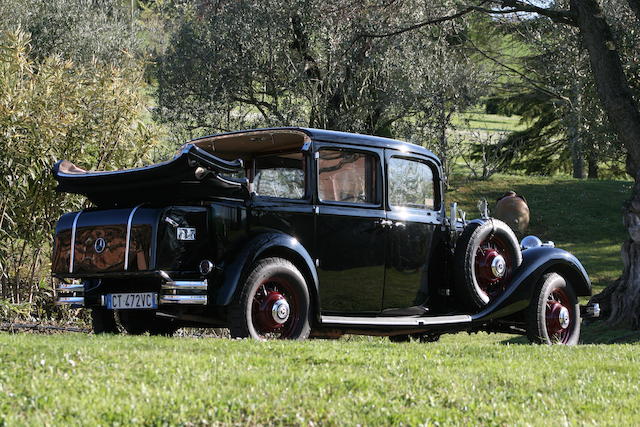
left=231, top=257, right=311, bottom=340
left=454, top=219, right=522, bottom=310
left=474, top=234, right=515, bottom=300
left=250, top=276, right=303, bottom=339
left=527, top=273, right=580, bottom=345
left=544, top=288, right=574, bottom=344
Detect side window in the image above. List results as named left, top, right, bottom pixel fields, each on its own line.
left=318, top=149, right=377, bottom=204
left=254, top=152, right=305, bottom=199
left=388, top=157, right=435, bottom=210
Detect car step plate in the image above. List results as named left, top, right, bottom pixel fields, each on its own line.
left=106, top=292, right=158, bottom=310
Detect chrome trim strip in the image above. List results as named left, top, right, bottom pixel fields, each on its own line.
left=56, top=297, right=85, bottom=305
left=320, top=314, right=472, bottom=327
left=159, top=295, right=208, bottom=305
left=69, top=211, right=83, bottom=273
left=161, top=280, right=208, bottom=290
left=124, top=204, right=143, bottom=271
left=56, top=283, right=84, bottom=292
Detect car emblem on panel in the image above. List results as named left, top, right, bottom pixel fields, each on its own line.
left=94, top=237, right=106, bottom=253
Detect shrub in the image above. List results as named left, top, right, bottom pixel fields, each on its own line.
left=0, top=29, right=158, bottom=316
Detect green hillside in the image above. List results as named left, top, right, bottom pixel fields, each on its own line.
left=449, top=175, right=631, bottom=292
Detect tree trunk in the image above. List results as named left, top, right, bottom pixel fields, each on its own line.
left=587, top=150, right=599, bottom=179
left=566, top=82, right=584, bottom=179
left=570, top=0, right=640, bottom=325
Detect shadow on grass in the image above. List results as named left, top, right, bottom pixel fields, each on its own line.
left=499, top=320, right=640, bottom=345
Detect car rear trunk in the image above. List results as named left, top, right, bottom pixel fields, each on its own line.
left=52, top=206, right=210, bottom=277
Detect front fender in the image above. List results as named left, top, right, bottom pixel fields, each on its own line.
left=472, top=247, right=591, bottom=322
left=214, top=232, right=319, bottom=306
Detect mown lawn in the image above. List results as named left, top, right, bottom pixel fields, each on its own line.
left=1, top=332, right=640, bottom=426
left=2, top=175, right=637, bottom=425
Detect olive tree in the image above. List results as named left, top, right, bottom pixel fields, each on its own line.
left=0, top=0, right=139, bottom=65
left=155, top=0, right=489, bottom=150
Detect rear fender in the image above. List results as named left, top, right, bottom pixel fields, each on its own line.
left=214, top=233, right=319, bottom=308
left=472, top=247, right=591, bottom=322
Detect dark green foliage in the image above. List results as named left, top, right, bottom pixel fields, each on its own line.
left=154, top=0, right=488, bottom=144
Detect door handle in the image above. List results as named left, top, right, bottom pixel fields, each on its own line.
left=394, top=221, right=406, bottom=229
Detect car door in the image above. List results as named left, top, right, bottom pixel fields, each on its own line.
left=314, top=143, right=387, bottom=314
left=382, top=151, right=441, bottom=312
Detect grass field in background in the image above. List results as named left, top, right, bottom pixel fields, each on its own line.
left=452, top=111, right=526, bottom=133
left=448, top=174, right=631, bottom=293
left=2, top=332, right=640, bottom=425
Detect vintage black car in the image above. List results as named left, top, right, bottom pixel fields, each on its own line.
left=51, top=128, right=599, bottom=344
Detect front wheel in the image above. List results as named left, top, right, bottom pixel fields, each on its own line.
left=526, top=273, right=581, bottom=345
left=230, top=257, right=311, bottom=340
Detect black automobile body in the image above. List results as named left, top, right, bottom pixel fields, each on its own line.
left=52, top=128, right=599, bottom=343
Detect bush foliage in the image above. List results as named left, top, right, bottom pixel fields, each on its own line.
left=0, top=29, right=157, bottom=310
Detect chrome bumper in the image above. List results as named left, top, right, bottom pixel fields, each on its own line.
left=580, top=302, right=601, bottom=319
left=160, top=280, right=208, bottom=305
left=55, top=283, right=85, bottom=307
left=55, top=278, right=209, bottom=307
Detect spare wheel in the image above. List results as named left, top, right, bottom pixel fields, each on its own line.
left=454, top=218, right=522, bottom=310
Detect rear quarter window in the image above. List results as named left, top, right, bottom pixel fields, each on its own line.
left=387, top=157, right=435, bottom=210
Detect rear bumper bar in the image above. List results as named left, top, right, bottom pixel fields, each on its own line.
left=159, top=280, right=208, bottom=305
left=55, top=274, right=209, bottom=307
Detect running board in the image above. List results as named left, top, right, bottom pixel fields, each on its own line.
left=320, top=314, right=472, bottom=327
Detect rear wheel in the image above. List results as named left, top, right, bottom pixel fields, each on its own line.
left=526, top=273, right=581, bottom=345
left=389, top=334, right=411, bottom=343
left=91, top=308, right=119, bottom=334
left=118, top=310, right=179, bottom=336
left=230, top=257, right=311, bottom=340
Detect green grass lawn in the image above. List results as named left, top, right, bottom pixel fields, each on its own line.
left=2, top=332, right=640, bottom=425
left=2, top=172, right=637, bottom=425
left=452, top=111, right=526, bottom=133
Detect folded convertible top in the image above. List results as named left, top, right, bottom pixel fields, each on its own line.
left=52, top=145, right=248, bottom=207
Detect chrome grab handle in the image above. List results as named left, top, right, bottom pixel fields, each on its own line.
left=377, top=219, right=393, bottom=227
left=394, top=221, right=406, bottom=229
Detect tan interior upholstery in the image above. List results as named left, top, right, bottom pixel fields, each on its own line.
left=57, top=160, right=89, bottom=175
left=190, top=130, right=310, bottom=160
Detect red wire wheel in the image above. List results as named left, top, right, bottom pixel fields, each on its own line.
left=527, top=273, right=581, bottom=345
left=454, top=219, right=522, bottom=310
left=250, top=276, right=301, bottom=339
left=474, top=235, right=515, bottom=299
left=230, top=257, right=311, bottom=340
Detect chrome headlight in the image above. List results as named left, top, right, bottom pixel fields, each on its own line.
left=521, top=235, right=542, bottom=250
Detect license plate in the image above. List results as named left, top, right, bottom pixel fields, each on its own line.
left=106, top=293, right=157, bottom=309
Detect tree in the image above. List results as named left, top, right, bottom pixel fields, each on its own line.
left=480, top=0, right=640, bottom=325
left=465, top=12, right=627, bottom=179
left=154, top=0, right=490, bottom=157
left=0, top=0, right=139, bottom=65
